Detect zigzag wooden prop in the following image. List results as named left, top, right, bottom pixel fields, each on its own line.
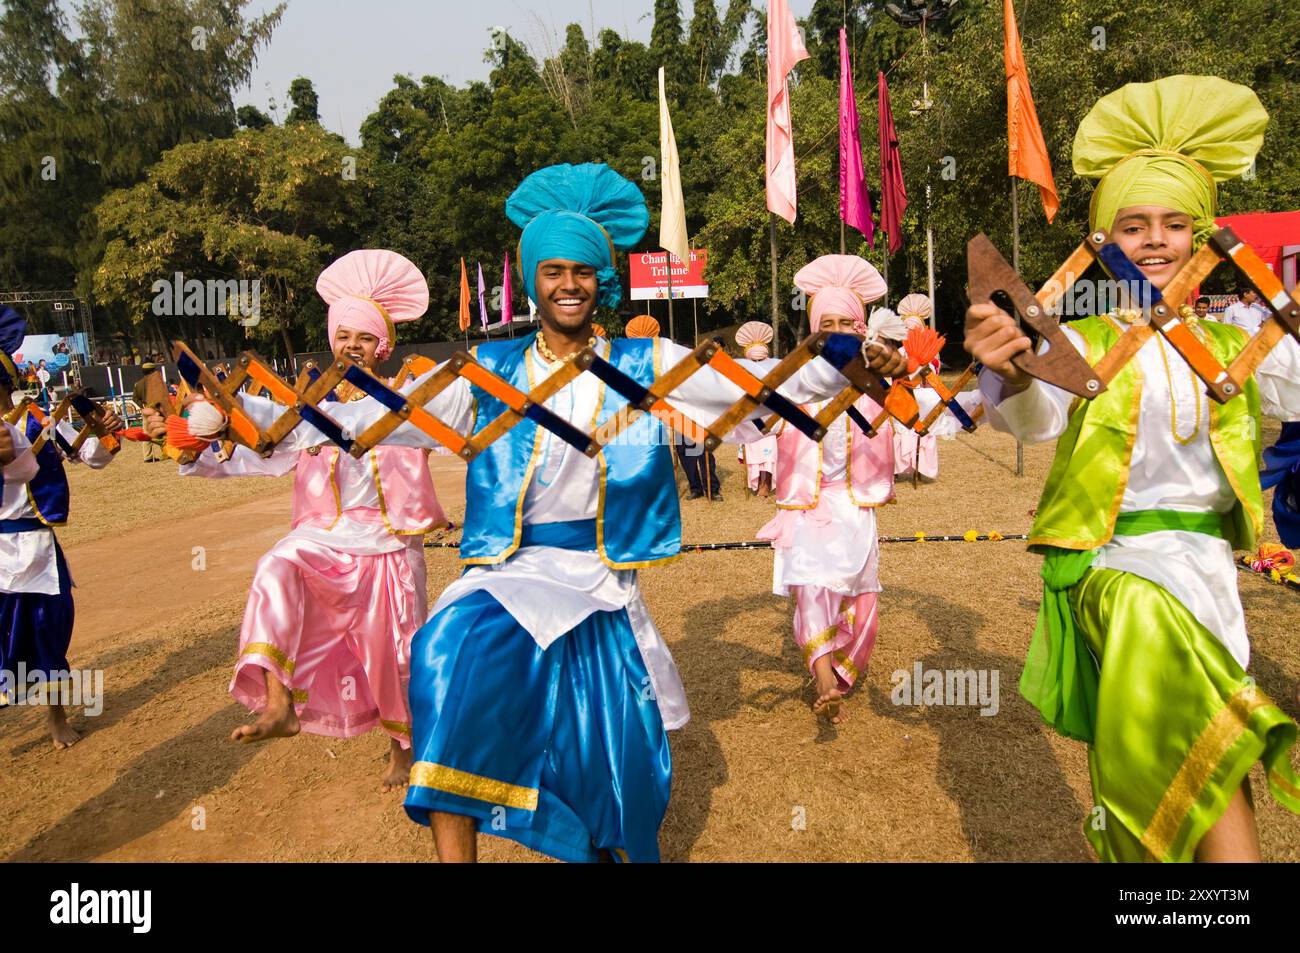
left=170, top=332, right=899, bottom=463
left=968, top=227, right=1300, bottom=403
left=966, top=231, right=1106, bottom=398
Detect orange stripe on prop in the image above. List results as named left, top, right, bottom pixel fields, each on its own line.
left=246, top=364, right=299, bottom=406
left=650, top=399, right=711, bottom=444
left=459, top=364, right=528, bottom=411
left=228, top=411, right=261, bottom=446
left=1162, top=322, right=1229, bottom=385
left=707, top=352, right=765, bottom=399
left=406, top=405, right=467, bottom=455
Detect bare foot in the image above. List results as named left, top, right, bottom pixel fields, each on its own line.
left=382, top=738, right=412, bottom=793
left=812, top=674, right=847, bottom=725
left=47, top=704, right=81, bottom=750
left=230, top=706, right=300, bottom=743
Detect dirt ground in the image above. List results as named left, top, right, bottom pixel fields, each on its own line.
left=2, top=420, right=1297, bottom=863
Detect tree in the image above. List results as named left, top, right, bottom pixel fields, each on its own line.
left=237, top=104, right=273, bottom=129
left=286, top=76, right=319, bottom=124
left=687, top=0, right=725, bottom=86
left=92, top=123, right=371, bottom=355
left=650, top=0, right=685, bottom=78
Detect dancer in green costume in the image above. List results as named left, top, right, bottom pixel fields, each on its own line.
left=965, top=75, right=1300, bottom=862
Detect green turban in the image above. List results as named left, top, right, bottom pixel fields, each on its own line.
left=1073, top=75, right=1268, bottom=247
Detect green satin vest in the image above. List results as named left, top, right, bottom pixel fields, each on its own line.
left=1029, top=317, right=1264, bottom=553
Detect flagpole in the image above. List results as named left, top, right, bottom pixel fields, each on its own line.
left=770, top=213, right=781, bottom=356
left=1012, top=177, right=1025, bottom=478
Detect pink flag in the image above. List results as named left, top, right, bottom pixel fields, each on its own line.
left=765, top=0, right=809, bottom=224
left=477, top=262, right=489, bottom=330
left=502, top=252, right=513, bottom=326
left=839, top=28, right=873, bottom=246
left=877, top=71, right=908, bottom=255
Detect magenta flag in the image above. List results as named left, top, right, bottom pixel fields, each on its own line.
left=878, top=70, right=908, bottom=255
left=502, top=252, right=513, bottom=326
left=477, top=262, right=489, bottom=330
left=839, top=29, right=873, bottom=246
left=765, top=0, right=809, bottom=223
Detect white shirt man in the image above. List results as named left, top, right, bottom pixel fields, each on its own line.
left=1220, top=290, right=1269, bottom=335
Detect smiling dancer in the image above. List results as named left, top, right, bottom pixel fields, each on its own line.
left=146, top=250, right=446, bottom=792
left=201, top=164, right=907, bottom=862
left=965, top=76, right=1300, bottom=862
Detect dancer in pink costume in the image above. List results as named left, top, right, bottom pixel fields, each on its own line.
left=145, top=250, right=446, bottom=791
left=758, top=255, right=894, bottom=724
left=734, top=322, right=778, bottom=497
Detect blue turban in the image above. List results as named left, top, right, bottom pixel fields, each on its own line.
left=0, top=306, right=26, bottom=389
left=506, top=163, right=649, bottom=310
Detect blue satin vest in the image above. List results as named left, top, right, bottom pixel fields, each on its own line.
left=459, top=334, right=682, bottom=569
left=23, top=413, right=70, bottom=525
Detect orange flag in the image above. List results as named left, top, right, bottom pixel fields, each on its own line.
left=1004, top=0, right=1058, bottom=222
left=458, top=257, right=471, bottom=332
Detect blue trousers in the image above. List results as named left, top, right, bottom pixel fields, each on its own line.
left=403, top=589, right=672, bottom=863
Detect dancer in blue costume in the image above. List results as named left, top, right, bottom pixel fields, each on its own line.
left=0, top=306, right=120, bottom=748
left=228, top=164, right=907, bottom=862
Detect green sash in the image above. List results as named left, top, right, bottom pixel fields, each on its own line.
left=1021, top=509, right=1226, bottom=743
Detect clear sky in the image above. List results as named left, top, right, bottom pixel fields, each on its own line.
left=236, top=0, right=817, bottom=143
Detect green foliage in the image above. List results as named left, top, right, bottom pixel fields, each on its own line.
left=286, top=77, right=320, bottom=124
left=5, top=0, right=1300, bottom=355
left=92, top=123, right=369, bottom=349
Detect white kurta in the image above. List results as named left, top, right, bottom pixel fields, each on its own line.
left=767, top=402, right=881, bottom=597
left=0, top=420, right=113, bottom=595
left=980, top=319, right=1300, bottom=668
left=180, top=443, right=418, bottom=557
left=239, top=337, right=852, bottom=729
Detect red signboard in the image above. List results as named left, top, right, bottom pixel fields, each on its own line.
left=629, top=249, right=708, bottom=300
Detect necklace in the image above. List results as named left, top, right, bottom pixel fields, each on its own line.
left=1106, top=309, right=1203, bottom=445
left=1152, top=331, right=1203, bottom=445
left=536, top=332, right=597, bottom=365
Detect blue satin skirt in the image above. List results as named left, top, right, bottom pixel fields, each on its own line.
left=403, top=589, right=672, bottom=863
left=0, top=536, right=73, bottom=695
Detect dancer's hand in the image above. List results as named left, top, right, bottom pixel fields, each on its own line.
left=141, top=407, right=167, bottom=440
left=964, top=303, right=1033, bottom=393
left=99, top=410, right=123, bottom=434
left=863, top=341, right=908, bottom=378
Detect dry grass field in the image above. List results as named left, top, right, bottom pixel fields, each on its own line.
left=1, top=419, right=1296, bottom=862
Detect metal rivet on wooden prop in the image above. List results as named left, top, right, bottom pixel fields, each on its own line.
left=968, top=226, right=1300, bottom=403
left=168, top=332, right=905, bottom=463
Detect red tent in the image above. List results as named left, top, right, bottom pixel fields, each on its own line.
left=1215, top=210, right=1300, bottom=290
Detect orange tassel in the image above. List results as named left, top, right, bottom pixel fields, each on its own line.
left=905, top=326, right=945, bottom=374
left=165, top=415, right=212, bottom=453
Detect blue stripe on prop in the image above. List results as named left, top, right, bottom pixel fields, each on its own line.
left=846, top=405, right=874, bottom=436
left=299, top=404, right=354, bottom=452
left=342, top=366, right=407, bottom=413
left=946, top=398, right=976, bottom=431
left=1097, top=244, right=1156, bottom=310
left=820, top=333, right=862, bottom=370
left=763, top=390, right=821, bottom=439
left=523, top=403, right=592, bottom=452
left=53, top=428, right=76, bottom=457
left=176, top=352, right=204, bottom=387
left=586, top=355, right=651, bottom=407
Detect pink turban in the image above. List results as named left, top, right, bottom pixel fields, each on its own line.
left=317, top=250, right=429, bottom=360
left=793, top=254, right=887, bottom=334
